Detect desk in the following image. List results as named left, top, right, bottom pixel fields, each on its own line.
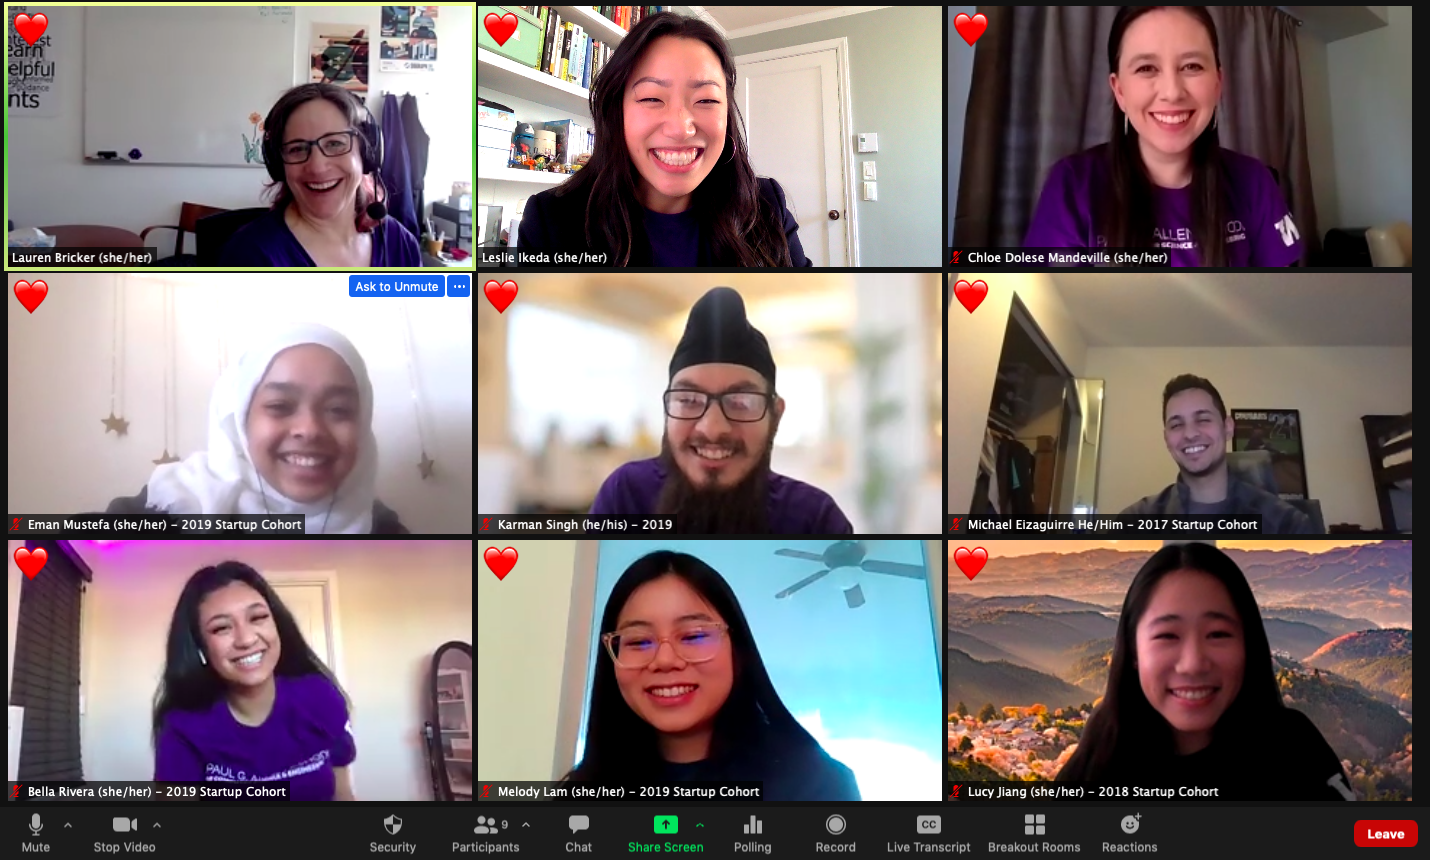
left=40, top=224, right=145, bottom=248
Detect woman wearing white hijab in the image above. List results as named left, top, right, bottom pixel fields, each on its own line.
left=104, top=323, right=410, bottom=533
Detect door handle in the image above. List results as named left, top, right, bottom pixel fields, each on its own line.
left=828, top=210, right=840, bottom=220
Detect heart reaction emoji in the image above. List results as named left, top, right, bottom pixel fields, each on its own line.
left=14, top=13, right=49, bottom=46
left=954, top=13, right=987, bottom=47
left=953, top=279, right=987, bottom=314
left=483, top=12, right=518, bottom=46
left=484, top=547, right=518, bottom=581
left=15, top=547, right=48, bottom=580
left=953, top=547, right=988, bottom=581
left=484, top=280, right=518, bottom=313
left=14, top=280, right=48, bottom=314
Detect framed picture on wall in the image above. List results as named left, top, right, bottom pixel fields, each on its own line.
left=1230, top=409, right=1308, bottom=499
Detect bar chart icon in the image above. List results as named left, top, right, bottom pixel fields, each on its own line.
left=742, top=816, right=763, bottom=835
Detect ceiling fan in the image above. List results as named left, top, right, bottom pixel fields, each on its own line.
left=773, top=540, right=925, bottom=609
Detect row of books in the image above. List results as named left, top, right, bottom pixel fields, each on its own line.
left=543, top=119, right=594, bottom=166
left=517, top=7, right=668, bottom=90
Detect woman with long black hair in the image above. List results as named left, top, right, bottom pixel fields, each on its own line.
left=1024, top=6, right=1303, bottom=266
left=1056, top=543, right=1352, bottom=800
left=519, top=12, right=810, bottom=267
left=152, top=562, right=357, bottom=800
left=563, top=550, right=859, bottom=800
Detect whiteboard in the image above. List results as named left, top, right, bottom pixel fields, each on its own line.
left=84, top=6, right=297, bottom=167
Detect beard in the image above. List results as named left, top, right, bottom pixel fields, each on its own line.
left=654, top=428, right=775, bottom=534
left=1178, top=448, right=1227, bottom=480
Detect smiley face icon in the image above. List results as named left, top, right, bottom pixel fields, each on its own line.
left=1120, top=814, right=1140, bottom=835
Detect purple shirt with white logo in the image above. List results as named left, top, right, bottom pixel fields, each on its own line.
left=1024, top=145, right=1303, bottom=266
left=155, top=672, right=355, bottom=801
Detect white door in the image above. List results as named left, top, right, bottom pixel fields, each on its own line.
left=271, top=582, right=333, bottom=669
left=735, top=40, right=853, bottom=267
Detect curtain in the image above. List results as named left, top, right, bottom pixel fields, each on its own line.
left=955, top=5, right=1318, bottom=261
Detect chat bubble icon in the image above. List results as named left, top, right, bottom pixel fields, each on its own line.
left=569, top=815, right=590, bottom=835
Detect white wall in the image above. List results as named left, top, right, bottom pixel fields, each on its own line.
left=1086, top=346, right=1413, bottom=526
left=1324, top=5, right=1412, bottom=227
left=5, top=274, right=473, bottom=534
left=946, top=272, right=1087, bottom=513
left=77, top=540, right=471, bottom=801
left=476, top=539, right=579, bottom=781
left=7, top=5, right=473, bottom=252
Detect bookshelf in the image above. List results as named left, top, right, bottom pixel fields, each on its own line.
left=487, top=167, right=567, bottom=186
left=479, top=47, right=593, bottom=119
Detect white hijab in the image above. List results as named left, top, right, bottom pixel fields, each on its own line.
left=146, top=323, right=379, bottom=533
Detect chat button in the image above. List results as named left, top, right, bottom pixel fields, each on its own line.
left=447, top=275, right=471, bottom=298
left=569, top=815, right=590, bottom=835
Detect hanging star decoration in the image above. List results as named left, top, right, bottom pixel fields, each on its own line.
left=153, top=450, right=181, bottom=465
left=102, top=412, right=130, bottom=436
left=418, top=452, right=435, bottom=480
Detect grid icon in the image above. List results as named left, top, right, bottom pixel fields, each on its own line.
left=1024, top=814, right=1046, bottom=836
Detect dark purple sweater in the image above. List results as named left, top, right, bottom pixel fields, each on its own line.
left=220, top=206, right=421, bottom=267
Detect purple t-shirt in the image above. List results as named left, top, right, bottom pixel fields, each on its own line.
left=219, top=206, right=421, bottom=267
left=589, top=457, right=853, bottom=534
left=1024, top=145, right=1303, bottom=266
left=154, top=672, right=355, bottom=801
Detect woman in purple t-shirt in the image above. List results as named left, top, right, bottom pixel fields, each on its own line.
left=1024, top=7, right=1303, bottom=267
left=153, top=562, right=357, bottom=801
left=220, top=83, right=420, bottom=267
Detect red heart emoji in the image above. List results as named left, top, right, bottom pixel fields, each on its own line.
left=14, top=280, right=48, bottom=314
left=15, top=13, right=49, bottom=46
left=15, top=547, right=48, bottom=579
left=484, top=546, right=518, bottom=581
left=953, top=547, right=988, bottom=581
left=954, top=13, right=987, bottom=47
left=484, top=279, right=518, bottom=313
left=483, top=12, right=519, bottom=46
left=953, top=279, right=987, bottom=314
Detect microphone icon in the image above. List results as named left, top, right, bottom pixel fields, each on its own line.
left=30, top=813, right=43, bottom=835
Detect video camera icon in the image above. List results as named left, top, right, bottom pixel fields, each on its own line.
left=113, top=818, right=139, bottom=833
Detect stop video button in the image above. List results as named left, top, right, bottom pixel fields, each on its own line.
left=1354, top=820, right=1417, bottom=847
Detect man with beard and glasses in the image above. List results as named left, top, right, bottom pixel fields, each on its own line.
left=589, top=287, right=852, bottom=534
left=1120, top=374, right=1314, bottom=533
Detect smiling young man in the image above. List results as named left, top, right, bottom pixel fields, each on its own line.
left=589, top=287, right=851, bottom=533
left=1120, top=374, right=1314, bottom=533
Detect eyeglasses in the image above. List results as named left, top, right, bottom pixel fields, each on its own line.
left=601, top=622, right=729, bottom=669
left=663, top=389, right=771, bottom=422
left=278, top=130, right=359, bottom=164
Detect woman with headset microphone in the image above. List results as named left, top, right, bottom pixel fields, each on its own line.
left=221, top=83, right=421, bottom=267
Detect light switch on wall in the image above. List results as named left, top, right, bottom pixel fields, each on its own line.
left=862, top=161, right=876, bottom=180
left=863, top=181, right=877, bottom=201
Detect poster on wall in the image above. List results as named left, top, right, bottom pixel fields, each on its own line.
left=380, top=5, right=437, bottom=72
left=8, top=7, right=61, bottom=117
left=1230, top=408, right=1308, bottom=499
left=310, top=23, right=370, bottom=92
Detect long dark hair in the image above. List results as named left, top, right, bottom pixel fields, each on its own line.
left=1057, top=543, right=1284, bottom=782
left=1103, top=6, right=1229, bottom=266
left=563, top=551, right=823, bottom=781
left=151, top=562, right=349, bottom=746
left=552, top=12, right=793, bottom=266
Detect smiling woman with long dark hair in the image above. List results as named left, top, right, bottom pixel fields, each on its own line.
left=519, top=12, right=809, bottom=267
left=152, top=562, right=357, bottom=801
left=1055, top=543, right=1351, bottom=800
left=1024, top=6, right=1302, bottom=266
left=563, top=551, right=859, bottom=800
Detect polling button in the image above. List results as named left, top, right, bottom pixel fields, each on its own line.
left=1353, top=820, right=1417, bottom=847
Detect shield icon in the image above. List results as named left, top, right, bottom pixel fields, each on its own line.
left=384, top=815, right=403, bottom=835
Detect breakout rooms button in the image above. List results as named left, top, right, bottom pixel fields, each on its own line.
left=348, top=275, right=445, bottom=296
left=1354, top=820, right=1418, bottom=847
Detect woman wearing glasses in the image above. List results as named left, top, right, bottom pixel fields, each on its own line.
left=563, top=550, right=861, bottom=801
left=221, top=83, right=420, bottom=267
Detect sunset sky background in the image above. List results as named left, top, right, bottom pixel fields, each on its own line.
left=947, top=539, right=1391, bottom=557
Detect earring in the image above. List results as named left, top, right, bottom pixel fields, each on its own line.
left=1124, top=113, right=1129, bottom=136
left=1213, top=107, right=1218, bottom=130
left=199, top=650, right=207, bottom=666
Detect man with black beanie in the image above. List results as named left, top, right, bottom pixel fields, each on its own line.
left=589, top=287, right=852, bottom=534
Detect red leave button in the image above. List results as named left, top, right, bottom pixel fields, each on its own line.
left=1354, top=820, right=1418, bottom=847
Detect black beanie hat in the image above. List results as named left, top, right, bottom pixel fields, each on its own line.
left=668, top=287, right=776, bottom=388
